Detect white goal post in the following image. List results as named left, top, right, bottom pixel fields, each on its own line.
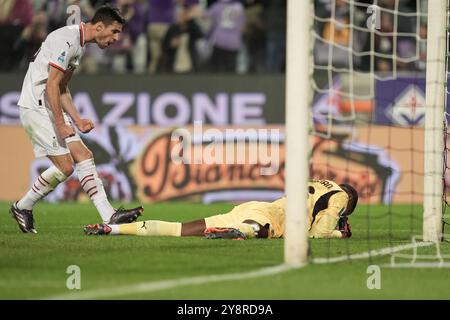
left=423, top=0, right=446, bottom=242
left=284, top=0, right=311, bottom=265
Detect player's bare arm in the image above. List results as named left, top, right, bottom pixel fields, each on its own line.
left=59, top=69, right=94, bottom=133
left=46, top=65, right=75, bottom=139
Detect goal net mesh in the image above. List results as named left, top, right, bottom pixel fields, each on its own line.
left=308, top=0, right=449, bottom=265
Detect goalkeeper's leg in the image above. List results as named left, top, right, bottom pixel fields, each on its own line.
left=84, top=219, right=206, bottom=236
left=114, top=220, right=185, bottom=236
left=114, top=219, right=258, bottom=238
left=118, top=219, right=259, bottom=238
left=84, top=218, right=263, bottom=238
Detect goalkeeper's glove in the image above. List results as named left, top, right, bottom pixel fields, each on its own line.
left=337, top=216, right=352, bottom=238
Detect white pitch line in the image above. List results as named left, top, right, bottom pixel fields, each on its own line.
left=46, top=263, right=305, bottom=300
left=45, top=241, right=435, bottom=300
left=312, top=241, right=435, bottom=264
left=382, top=262, right=450, bottom=268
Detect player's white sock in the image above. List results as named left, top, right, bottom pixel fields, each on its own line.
left=109, top=224, right=120, bottom=235
left=76, top=158, right=115, bottom=223
left=16, top=166, right=67, bottom=210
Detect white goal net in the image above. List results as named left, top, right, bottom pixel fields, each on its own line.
left=285, top=0, right=449, bottom=266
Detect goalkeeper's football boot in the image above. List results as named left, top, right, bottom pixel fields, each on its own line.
left=83, top=223, right=112, bottom=235
left=10, top=203, right=37, bottom=234
left=108, top=206, right=144, bottom=224
left=204, top=227, right=247, bottom=240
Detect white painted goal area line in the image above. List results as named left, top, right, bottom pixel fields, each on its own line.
left=45, top=241, right=435, bottom=300
left=312, top=241, right=435, bottom=264
left=382, top=262, right=450, bottom=268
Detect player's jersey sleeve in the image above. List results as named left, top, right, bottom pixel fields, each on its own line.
left=307, top=180, right=349, bottom=239
left=308, top=214, right=342, bottom=238
left=47, top=37, right=75, bottom=72
left=308, top=191, right=348, bottom=238
left=323, top=191, right=349, bottom=217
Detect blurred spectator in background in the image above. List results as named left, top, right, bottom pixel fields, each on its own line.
left=17, top=10, right=48, bottom=69
left=204, top=0, right=246, bottom=73
left=263, top=0, right=285, bottom=73
left=126, top=0, right=148, bottom=74
left=44, top=0, right=70, bottom=32
left=314, top=0, right=366, bottom=70
left=374, top=11, right=394, bottom=72
left=0, top=0, right=427, bottom=75
left=45, top=0, right=96, bottom=31
left=183, top=0, right=201, bottom=15
left=373, top=0, right=417, bottom=72
left=322, top=0, right=350, bottom=46
left=109, top=0, right=148, bottom=74
left=390, top=0, right=417, bottom=71
left=147, top=0, right=177, bottom=73
left=66, top=0, right=100, bottom=74
left=241, top=0, right=266, bottom=73
left=416, top=24, right=427, bottom=72
left=108, top=0, right=135, bottom=73
left=0, top=0, right=33, bottom=71
left=161, top=2, right=203, bottom=73
left=357, top=0, right=418, bottom=72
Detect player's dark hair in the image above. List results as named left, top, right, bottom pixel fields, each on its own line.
left=91, top=6, right=125, bottom=26
left=339, top=184, right=358, bottom=215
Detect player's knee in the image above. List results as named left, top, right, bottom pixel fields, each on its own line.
left=75, top=148, right=93, bottom=162
left=59, top=163, right=74, bottom=177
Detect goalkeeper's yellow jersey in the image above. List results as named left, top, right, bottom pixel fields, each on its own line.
left=269, top=179, right=348, bottom=238
left=306, top=179, right=349, bottom=238
left=207, top=180, right=348, bottom=239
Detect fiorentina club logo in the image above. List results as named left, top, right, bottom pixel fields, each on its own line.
left=385, top=85, right=426, bottom=126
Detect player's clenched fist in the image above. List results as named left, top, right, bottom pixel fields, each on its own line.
left=57, top=123, right=76, bottom=139
left=75, top=118, right=95, bottom=133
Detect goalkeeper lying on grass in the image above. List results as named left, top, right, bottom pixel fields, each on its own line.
left=84, top=180, right=358, bottom=239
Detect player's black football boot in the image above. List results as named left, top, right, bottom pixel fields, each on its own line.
left=204, top=227, right=247, bottom=240
left=10, top=203, right=37, bottom=234
left=108, top=206, right=144, bottom=224
left=83, top=223, right=112, bottom=235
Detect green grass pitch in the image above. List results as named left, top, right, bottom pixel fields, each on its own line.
left=0, top=201, right=449, bottom=299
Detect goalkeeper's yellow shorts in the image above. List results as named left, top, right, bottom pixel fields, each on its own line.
left=204, top=201, right=271, bottom=230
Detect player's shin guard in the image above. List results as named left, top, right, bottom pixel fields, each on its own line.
left=76, top=158, right=115, bottom=223
left=117, top=220, right=182, bottom=237
left=16, top=166, right=67, bottom=210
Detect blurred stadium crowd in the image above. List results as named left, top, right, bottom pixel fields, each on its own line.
left=314, top=0, right=427, bottom=73
left=0, top=0, right=425, bottom=75
left=0, top=0, right=286, bottom=74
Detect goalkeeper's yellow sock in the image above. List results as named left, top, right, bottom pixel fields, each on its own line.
left=116, top=220, right=182, bottom=237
